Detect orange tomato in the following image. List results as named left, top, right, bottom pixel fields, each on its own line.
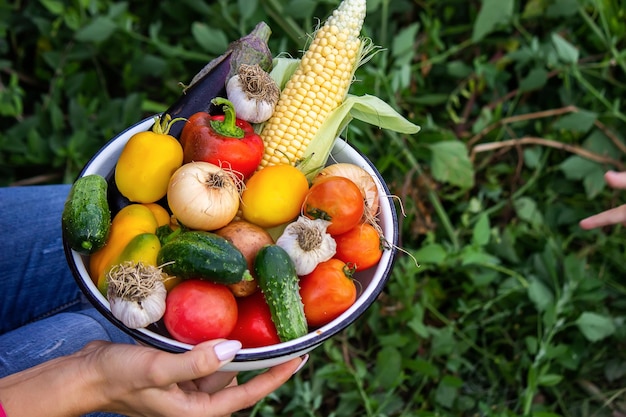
left=334, top=223, right=383, bottom=271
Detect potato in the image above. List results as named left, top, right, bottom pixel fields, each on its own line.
left=215, top=220, right=275, bottom=297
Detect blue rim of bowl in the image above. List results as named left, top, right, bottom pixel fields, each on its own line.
left=63, top=116, right=399, bottom=361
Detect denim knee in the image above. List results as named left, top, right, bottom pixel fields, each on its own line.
left=0, top=308, right=135, bottom=377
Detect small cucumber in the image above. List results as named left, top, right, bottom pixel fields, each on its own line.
left=254, top=244, right=308, bottom=342
left=157, top=230, right=251, bottom=284
left=62, top=174, right=111, bottom=254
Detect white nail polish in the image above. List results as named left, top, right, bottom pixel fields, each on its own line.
left=293, top=354, right=309, bottom=374
left=214, top=340, right=242, bottom=361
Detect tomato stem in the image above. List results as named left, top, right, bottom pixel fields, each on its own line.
left=210, top=97, right=245, bottom=139
left=305, top=207, right=332, bottom=222
left=343, top=263, right=357, bottom=278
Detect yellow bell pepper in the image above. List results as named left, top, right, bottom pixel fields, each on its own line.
left=89, top=204, right=158, bottom=285
left=141, top=203, right=171, bottom=227
left=97, top=232, right=162, bottom=295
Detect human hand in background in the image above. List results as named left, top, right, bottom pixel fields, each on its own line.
left=579, top=171, right=626, bottom=230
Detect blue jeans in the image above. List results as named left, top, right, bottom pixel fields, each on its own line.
left=0, top=184, right=135, bottom=416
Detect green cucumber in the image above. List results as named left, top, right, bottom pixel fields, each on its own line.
left=254, top=244, right=308, bottom=342
left=157, top=230, right=251, bottom=284
left=62, top=174, right=111, bottom=254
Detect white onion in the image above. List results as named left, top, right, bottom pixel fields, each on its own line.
left=167, top=162, right=240, bottom=231
left=313, top=163, right=380, bottom=219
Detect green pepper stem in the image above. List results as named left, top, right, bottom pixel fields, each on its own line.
left=152, top=114, right=186, bottom=136
left=210, top=97, right=245, bottom=139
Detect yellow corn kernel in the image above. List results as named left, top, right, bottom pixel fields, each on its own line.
left=258, top=0, right=366, bottom=169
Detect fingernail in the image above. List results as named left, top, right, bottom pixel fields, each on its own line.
left=293, top=354, right=309, bottom=375
left=214, top=340, right=242, bottom=362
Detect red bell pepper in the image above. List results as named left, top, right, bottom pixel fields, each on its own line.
left=180, top=98, right=264, bottom=179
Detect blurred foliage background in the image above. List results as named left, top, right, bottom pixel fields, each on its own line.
left=2, top=0, right=626, bottom=415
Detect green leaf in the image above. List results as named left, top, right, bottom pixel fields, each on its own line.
left=430, top=327, right=456, bottom=356
left=559, top=155, right=601, bottom=180
left=191, top=22, right=229, bottom=55
left=524, top=147, right=542, bottom=169
left=559, top=155, right=606, bottom=198
left=551, top=33, right=580, bottom=64
left=392, top=22, right=420, bottom=58
left=472, top=213, right=491, bottom=246
left=460, top=246, right=501, bottom=266
left=538, top=373, right=564, bottom=386
left=237, top=0, right=258, bottom=20
left=39, top=0, right=65, bottom=15
left=435, top=375, right=463, bottom=408
left=563, top=254, right=586, bottom=284
left=514, top=197, right=544, bottom=228
left=546, top=0, right=579, bottom=17
left=522, top=0, right=547, bottom=18
left=375, top=346, right=403, bottom=388
left=583, top=167, right=607, bottom=199
left=412, top=94, right=450, bottom=105
left=413, top=243, right=447, bottom=265
left=286, top=0, right=318, bottom=19
left=553, top=109, right=597, bottom=132
left=519, top=67, right=548, bottom=92
left=528, top=277, right=554, bottom=312
left=407, top=314, right=429, bottom=338
left=428, top=141, right=474, bottom=188
left=525, top=336, right=538, bottom=354
left=74, top=16, right=117, bottom=43
left=472, top=0, right=514, bottom=42
left=412, top=357, right=440, bottom=379
left=576, top=312, right=616, bottom=342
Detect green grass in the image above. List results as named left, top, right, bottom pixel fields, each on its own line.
left=2, top=0, right=626, bottom=415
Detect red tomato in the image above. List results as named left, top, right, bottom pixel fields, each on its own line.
left=302, top=176, right=364, bottom=235
left=334, top=223, right=383, bottom=271
left=164, top=280, right=237, bottom=344
left=299, top=259, right=357, bottom=327
left=228, top=291, right=280, bottom=348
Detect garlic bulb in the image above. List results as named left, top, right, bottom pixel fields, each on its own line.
left=276, top=216, right=337, bottom=276
left=226, top=64, right=280, bottom=123
left=107, top=261, right=167, bottom=329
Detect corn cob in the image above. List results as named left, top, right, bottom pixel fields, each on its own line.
left=258, top=0, right=367, bottom=169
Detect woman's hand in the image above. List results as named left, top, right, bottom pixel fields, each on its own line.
left=0, top=339, right=306, bottom=417
left=579, top=171, right=626, bottom=230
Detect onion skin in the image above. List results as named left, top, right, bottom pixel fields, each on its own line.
left=313, top=163, right=380, bottom=219
left=167, top=162, right=239, bottom=231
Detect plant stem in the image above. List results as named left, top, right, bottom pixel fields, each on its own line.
left=391, top=131, right=460, bottom=250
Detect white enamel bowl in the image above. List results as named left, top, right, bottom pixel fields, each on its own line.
left=64, top=116, right=399, bottom=371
